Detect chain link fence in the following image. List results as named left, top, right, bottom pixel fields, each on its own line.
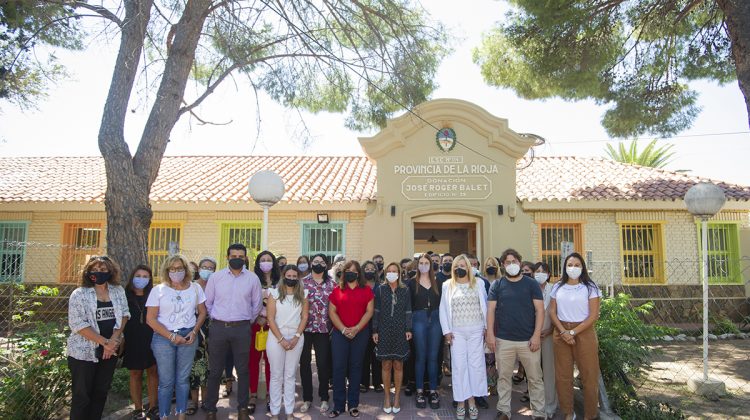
left=0, top=241, right=748, bottom=418
left=589, top=256, right=750, bottom=419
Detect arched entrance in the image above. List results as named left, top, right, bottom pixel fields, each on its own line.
left=412, top=213, right=481, bottom=257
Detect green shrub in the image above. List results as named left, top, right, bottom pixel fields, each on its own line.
left=597, top=293, right=676, bottom=394
left=709, top=315, right=740, bottom=335
left=609, top=392, right=686, bottom=420
left=0, top=286, right=71, bottom=420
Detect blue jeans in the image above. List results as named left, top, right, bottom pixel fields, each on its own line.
left=151, top=328, right=199, bottom=418
left=412, top=309, right=442, bottom=390
left=331, top=328, right=369, bottom=411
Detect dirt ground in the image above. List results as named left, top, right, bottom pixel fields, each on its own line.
left=635, top=339, right=750, bottom=419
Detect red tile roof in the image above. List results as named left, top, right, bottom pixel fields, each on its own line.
left=517, top=156, right=750, bottom=202
left=0, top=156, right=748, bottom=203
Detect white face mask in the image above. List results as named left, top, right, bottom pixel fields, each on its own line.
left=566, top=266, right=583, bottom=279
left=534, top=273, right=548, bottom=284
left=385, top=272, right=399, bottom=283
left=505, top=263, right=521, bottom=277
left=418, top=263, right=431, bottom=273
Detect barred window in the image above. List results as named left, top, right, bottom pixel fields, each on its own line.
left=219, top=222, right=262, bottom=268
left=538, top=223, right=582, bottom=280
left=620, top=223, right=665, bottom=284
left=149, top=222, right=182, bottom=272
left=300, top=222, right=345, bottom=260
left=0, top=222, right=28, bottom=282
left=61, top=223, right=103, bottom=283
left=701, top=223, right=741, bottom=284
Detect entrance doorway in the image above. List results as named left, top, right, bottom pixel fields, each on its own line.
left=414, top=222, right=477, bottom=256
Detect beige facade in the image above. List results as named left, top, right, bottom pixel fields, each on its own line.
left=1, top=99, right=749, bottom=295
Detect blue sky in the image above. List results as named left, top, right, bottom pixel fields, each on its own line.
left=1, top=0, right=748, bottom=185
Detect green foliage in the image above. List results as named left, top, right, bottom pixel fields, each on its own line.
left=609, top=392, right=686, bottom=420
left=597, top=293, right=676, bottom=395
left=709, top=315, right=740, bottom=335
left=473, top=0, right=733, bottom=137
left=0, top=1, right=83, bottom=109
left=0, top=286, right=70, bottom=419
left=605, top=139, right=675, bottom=168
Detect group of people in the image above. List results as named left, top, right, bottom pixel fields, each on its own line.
left=66, top=245, right=602, bottom=420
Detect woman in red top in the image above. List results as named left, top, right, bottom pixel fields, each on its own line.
left=327, top=260, right=374, bottom=418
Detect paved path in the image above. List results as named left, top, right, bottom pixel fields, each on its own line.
left=206, top=376, right=563, bottom=420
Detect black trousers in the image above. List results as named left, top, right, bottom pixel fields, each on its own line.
left=205, top=321, right=252, bottom=412
left=404, top=338, right=415, bottom=386
left=361, top=335, right=381, bottom=388
left=300, top=331, right=331, bottom=402
left=68, top=356, right=118, bottom=420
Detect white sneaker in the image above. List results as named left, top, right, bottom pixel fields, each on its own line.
left=300, top=402, right=311, bottom=413
left=319, top=401, right=329, bottom=412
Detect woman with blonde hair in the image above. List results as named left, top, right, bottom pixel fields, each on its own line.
left=483, top=257, right=501, bottom=284
left=439, top=254, right=488, bottom=420
left=67, top=255, right=130, bottom=420
left=146, top=254, right=207, bottom=419
left=266, top=265, right=309, bottom=419
left=373, top=262, right=412, bottom=413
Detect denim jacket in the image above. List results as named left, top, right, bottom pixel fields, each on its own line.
left=66, top=285, right=130, bottom=362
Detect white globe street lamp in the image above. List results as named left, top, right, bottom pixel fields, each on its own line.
left=684, top=182, right=726, bottom=397
left=248, top=170, right=285, bottom=251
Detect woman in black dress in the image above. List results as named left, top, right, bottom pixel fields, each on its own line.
left=372, top=262, right=412, bottom=413
left=123, top=264, right=158, bottom=419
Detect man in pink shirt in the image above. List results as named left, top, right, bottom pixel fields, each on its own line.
left=204, top=243, right=263, bottom=420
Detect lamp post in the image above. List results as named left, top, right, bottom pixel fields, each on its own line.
left=684, top=181, right=726, bottom=396
left=248, top=170, right=285, bottom=251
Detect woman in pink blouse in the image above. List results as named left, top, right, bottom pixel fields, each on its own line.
left=299, top=253, right=335, bottom=413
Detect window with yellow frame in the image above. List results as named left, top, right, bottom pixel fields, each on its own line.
left=148, top=222, right=182, bottom=273
left=218, top=222, right=262, bottom=268
left=538, top=223, right=582, bottom=280
left=60, top=223, right=103, bottom=283
left=698, top=222, right=742, bottom=284
left=619, top=222, right=665, bottom=284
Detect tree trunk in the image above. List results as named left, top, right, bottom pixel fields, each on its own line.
left=719, top=0, right=750, bottom=128
left=97, top=0, right=211, bottom=281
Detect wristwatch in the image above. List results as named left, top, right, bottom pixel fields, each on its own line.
left=294, top=332, right=301, bottom=338
left=569, top=330, right=576, bottom=336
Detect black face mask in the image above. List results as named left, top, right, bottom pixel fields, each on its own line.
left=88, top=271, right=112, bottom=285
left=311, top=263, right=327, bottom=274
left=284, top=278, right=298, bottom=287
left=486, top=266, right=498, bottom=276
left=344, top=272, right=359, bottom=283
left=407, top=270, right=417, bottom=278
left=455, top=268, right=467, bottom=278
left=432, top=262, right=439, bottom=272
left=364, top=271, right=376, bottom=280
left=228, top=258, right=245, bottom=270
left=442, top=263, right=452, bottom=273
left=376, top=262, right=384, bottom=271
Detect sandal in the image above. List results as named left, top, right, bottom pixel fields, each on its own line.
left=248, top=395, right=257, bottom=414
left=456, top=406, right=466, bottom=420
left=468, top=405, right=479, bottom=420
left=348, top=408, right=360, bottom=417
left=130, top=409, right=146, bottom=420
left=328, top=410, right=342, bottom=418
left=186, top=402, right=198, bottom=415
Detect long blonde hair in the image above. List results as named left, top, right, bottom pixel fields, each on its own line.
left=449, top=254, right=477, bottom=289
left=160, top=254, right=193, bottom=288
left=383, top=262, right=405, bottom=288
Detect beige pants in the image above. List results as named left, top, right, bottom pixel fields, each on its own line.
left=494, top=338, right=545, bottom=417
left=553, top=321, right=600, bottom=419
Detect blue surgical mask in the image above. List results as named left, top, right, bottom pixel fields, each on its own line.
left=199, top=269, right=213, bottom=281
left=132, top=276, right=149, bottom=289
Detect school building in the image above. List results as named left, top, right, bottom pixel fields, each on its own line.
left=1, top=99, right=749, bottom=321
